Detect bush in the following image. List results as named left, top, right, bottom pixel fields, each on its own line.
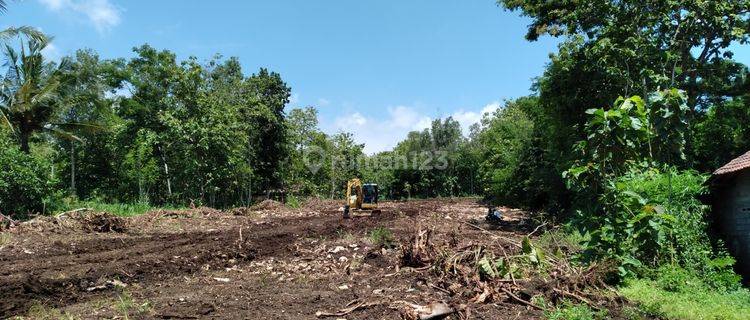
left=0, top=133, right=59, bottom=217
left=578, top=167, right=738, bottom=286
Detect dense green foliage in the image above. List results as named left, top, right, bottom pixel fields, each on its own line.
left=0, top=131, right=57, bottom=216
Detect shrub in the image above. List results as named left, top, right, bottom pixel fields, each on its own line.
left=0, top=133, right=59, bottom=217
left=577, top=167, right=738, bottom=286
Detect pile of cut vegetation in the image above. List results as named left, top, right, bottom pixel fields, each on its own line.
left=396, top=226, right=629, bottom=318
left=301, top=197, right=340, bottom=211
left=250, top=199, right=285, bottom=211
left=16, top=209, right=127, bottom=233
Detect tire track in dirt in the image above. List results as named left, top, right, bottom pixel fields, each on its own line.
left=0, top=211, right=399, bottom=317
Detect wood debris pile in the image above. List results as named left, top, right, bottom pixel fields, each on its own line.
left=397, top=227, right=622, bottom=317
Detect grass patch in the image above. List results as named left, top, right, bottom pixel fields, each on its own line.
left=621, top=270, right=750, bottom=320
left=369, top=226, right=395, bottom=248
left=544, top=300, right=608, bottom=320
left=24, top=303, right=78, bottom=320
left=0, top=233, right=11, bottom=247
left=59, top=200, right=182, bottom=217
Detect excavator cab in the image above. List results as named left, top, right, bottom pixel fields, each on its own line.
left=343, top=178, right=379, bottom=218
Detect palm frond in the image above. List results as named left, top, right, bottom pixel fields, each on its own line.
left=29, top=77, right=60, bottom=105
left=44, top=126, right=83, bottom=142
left=0, top=108, right=13, bottom=133
left=3, top=43, right=20, bottom=82
left=50, top=122, right=105, bottom=134
left=0, top=26, right=49, bottom=44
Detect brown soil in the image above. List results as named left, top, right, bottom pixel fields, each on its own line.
left=0, top=198, right=624, bottom=319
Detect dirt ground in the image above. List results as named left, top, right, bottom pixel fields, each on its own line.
left=0, top=198, right=612, bottom=319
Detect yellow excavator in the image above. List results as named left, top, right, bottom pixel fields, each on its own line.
left=343, top=178, right=379, bottom=218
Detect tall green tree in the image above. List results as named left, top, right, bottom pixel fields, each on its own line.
left=244, top=68, right=291, bottom=193
left=476, top=98, right=536, bottom=205
left=329, top=132, right=364, bottom=198
left=55, top=49, right=121, bottom=196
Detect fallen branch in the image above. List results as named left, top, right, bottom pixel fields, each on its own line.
left=384, top=265, right=431, bottom=277
left=553, top=288, right=602, bottom=311
left=56, top=208, right=92, bottom=218
left=238, top=227, right=243, bottom=250
left=429, top=283, right=451, bottom=294
left=391, top=301, right=454, bottom=320
left=526, top=222, right=547, bottom=238
left=315, top=300, right=381, bottom=317
left=501, top=288, right=547, bottom=312
left=0, top=213, right=17, bottom=230
left=462, top=222, right=521, bottom=248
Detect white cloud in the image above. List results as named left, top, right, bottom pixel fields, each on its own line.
left=41, top=43, right=60, bottom=61
left=414, top=117, right=432, bottom=131
left=388, top=105, right=432, bottom=130
left=328, top=101, right=502, bottom=154
left=38, top=0, right=122, bottom=34
left=451, top=101, right=501, bottom=135
left=333, top=105, right=432, bottom=154
left=335, top=112, right=367, bottom=127
left=39, top=0, right=65, bottom=10
left=317, top=98, right=330, bottom=106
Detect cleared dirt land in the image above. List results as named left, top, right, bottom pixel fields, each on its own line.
left=0, top=199, right=623, bottom=319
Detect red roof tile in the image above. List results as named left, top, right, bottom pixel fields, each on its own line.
left=714, top=150, right=750, bottom=175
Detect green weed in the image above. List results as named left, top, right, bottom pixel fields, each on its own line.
left=544, top=300, right=608, bottom=320
left=286, top=195, right=301, bottom=208
left=115, top=290, right=152, bottom=319
left=0, top=233, right=11, bottom=247
left=369, top=226, right=395, bottom=248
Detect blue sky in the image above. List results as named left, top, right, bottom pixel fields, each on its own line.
left=6, top=1, right=750, bottom=153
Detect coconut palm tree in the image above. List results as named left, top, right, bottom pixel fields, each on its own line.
left=0, top=34, right=94, bottom=153
left=0, top=1, right=48, bottom=43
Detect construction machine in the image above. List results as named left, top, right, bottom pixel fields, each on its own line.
left=343, top=178, right=379, bottom=218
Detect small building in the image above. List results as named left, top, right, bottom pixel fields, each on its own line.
left=711, top=150, right=750, bottom=277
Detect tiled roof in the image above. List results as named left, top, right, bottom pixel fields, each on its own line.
left=714, top=150, right=750, bottom=176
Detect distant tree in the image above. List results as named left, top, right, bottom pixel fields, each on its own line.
left=328, top=132, right=364, bottom=198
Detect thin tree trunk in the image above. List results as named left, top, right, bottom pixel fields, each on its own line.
left=70, top=142, right=76, bottom=196
left=19, top=132, right=30, bottom=154
left=157, top=145, right=172, bottom=196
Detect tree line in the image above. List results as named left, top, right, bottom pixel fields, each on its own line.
left=0, top=32, right=487, bottom=214
left=0, top=0, right=748, bottom=224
